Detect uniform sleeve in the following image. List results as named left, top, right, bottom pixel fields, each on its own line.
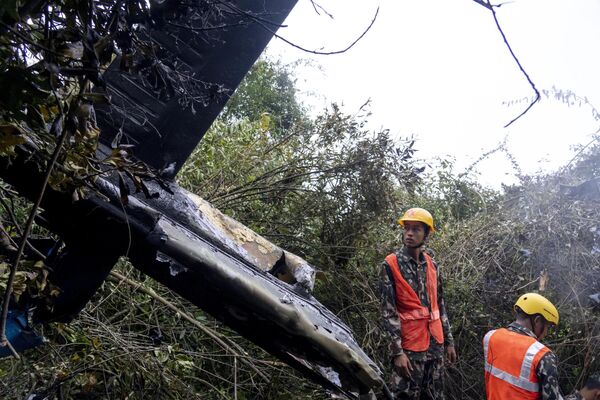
left=435, top=262, right=454, bottom=347
left=536, top=352, right=564, bottom=400
left=379, top=261, right=403, bottom=357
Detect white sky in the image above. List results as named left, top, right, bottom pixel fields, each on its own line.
left=265, top=0, right=600, bottom=188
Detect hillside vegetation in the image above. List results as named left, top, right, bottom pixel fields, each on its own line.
left=0, top=58, right=598, bottom=399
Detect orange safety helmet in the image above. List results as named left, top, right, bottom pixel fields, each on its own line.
left=398, top=208, right=435, bottom=232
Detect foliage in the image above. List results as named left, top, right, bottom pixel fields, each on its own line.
left=221, top=59, right=309, bottom=134
left=189, top=111, right=416, bottom=252
left=179, top=57, right=422, bottom=272
left=1, top=29, right=599, bottom=399
left=0, top=260, right=329, bottom=399
left=0, top=0, right=237, bottom=199
left=430, top=170, right=600, bottom=397
left=406, top=157, right=500, bottom=230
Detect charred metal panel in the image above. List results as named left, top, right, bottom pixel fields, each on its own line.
left=0, top=145, right=385, bottom=397
left=96, top=0, right=297, bottom=175
left=186, top=193, right=316, bottom=291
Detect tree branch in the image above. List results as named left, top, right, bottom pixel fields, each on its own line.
left=257, top=7, right=379, bottom=56
left=167, top=21, right=251, bottom=32
left=310, top=1, right=334, bottom=19
left=485, top=0, right=540, bottom=127
left=472, top=0, right=493, bottom=10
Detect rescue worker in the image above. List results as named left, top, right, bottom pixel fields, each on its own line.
left=483, top=292, right=596, bottom=400
left=379, top=208, right=457, bottom=399
left=573, top=373, right=600, bottom=400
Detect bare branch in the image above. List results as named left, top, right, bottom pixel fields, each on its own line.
left=310, top=1, right=334, bottom=19
left=0, top=21, right=73, bottom=59
left=472, top=0, right=493, bottom=10
left=259, top=7, right=379, bottom=56
left=215, top=0, right=290, bottom=28
left=3, top=339, right=20, bottom=359
left=484, top=0, right=541, bottom=127
left=167, top=21, right=251, bottom=32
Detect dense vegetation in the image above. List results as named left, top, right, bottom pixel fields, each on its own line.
left=0, top=14, right=599, bottom=398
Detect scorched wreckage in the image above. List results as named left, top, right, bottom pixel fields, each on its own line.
left=0, top=0, right=386, bottom=397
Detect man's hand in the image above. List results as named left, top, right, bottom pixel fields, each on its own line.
left=445, top=345, right=457, bottom=364
left=393, top=353, right=413, bottom=378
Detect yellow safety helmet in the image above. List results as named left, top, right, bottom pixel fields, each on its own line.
left=514, top=292, right=559, bottom=325
left=397, top=208, right=435, bottom=232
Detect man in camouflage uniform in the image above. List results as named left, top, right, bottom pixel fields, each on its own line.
left=379, top=208, right=457, bottom=399
left=503, top=320, right=572, bottom=400
left=570, top=373, right=600, bottom=400
left=484, top=293, right=599, bottom=400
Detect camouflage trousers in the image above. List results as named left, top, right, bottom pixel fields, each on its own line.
left=389, top=357, right=444, bottom=400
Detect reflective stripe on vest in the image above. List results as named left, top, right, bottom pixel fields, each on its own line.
left=483, top=329, right=545, bottom=393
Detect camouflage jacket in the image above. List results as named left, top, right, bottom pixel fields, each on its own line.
left=507, top=322, right=582, bottom=400
left=379, top=247, right=454, bottom=361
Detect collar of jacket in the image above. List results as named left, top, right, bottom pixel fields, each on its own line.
left=400, top=246, right=426, bottom=263
left=508, top=321, right=537, bottom=338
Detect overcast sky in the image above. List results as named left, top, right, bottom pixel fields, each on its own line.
left=265, top=0, right=600, bottom=188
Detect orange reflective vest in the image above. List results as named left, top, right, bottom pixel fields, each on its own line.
left=385, top=252, right=444, bottom=352
left=483, top=328, right=551, bottom=400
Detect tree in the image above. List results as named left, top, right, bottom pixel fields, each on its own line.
left=222, top=59, right=308, bottom=134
